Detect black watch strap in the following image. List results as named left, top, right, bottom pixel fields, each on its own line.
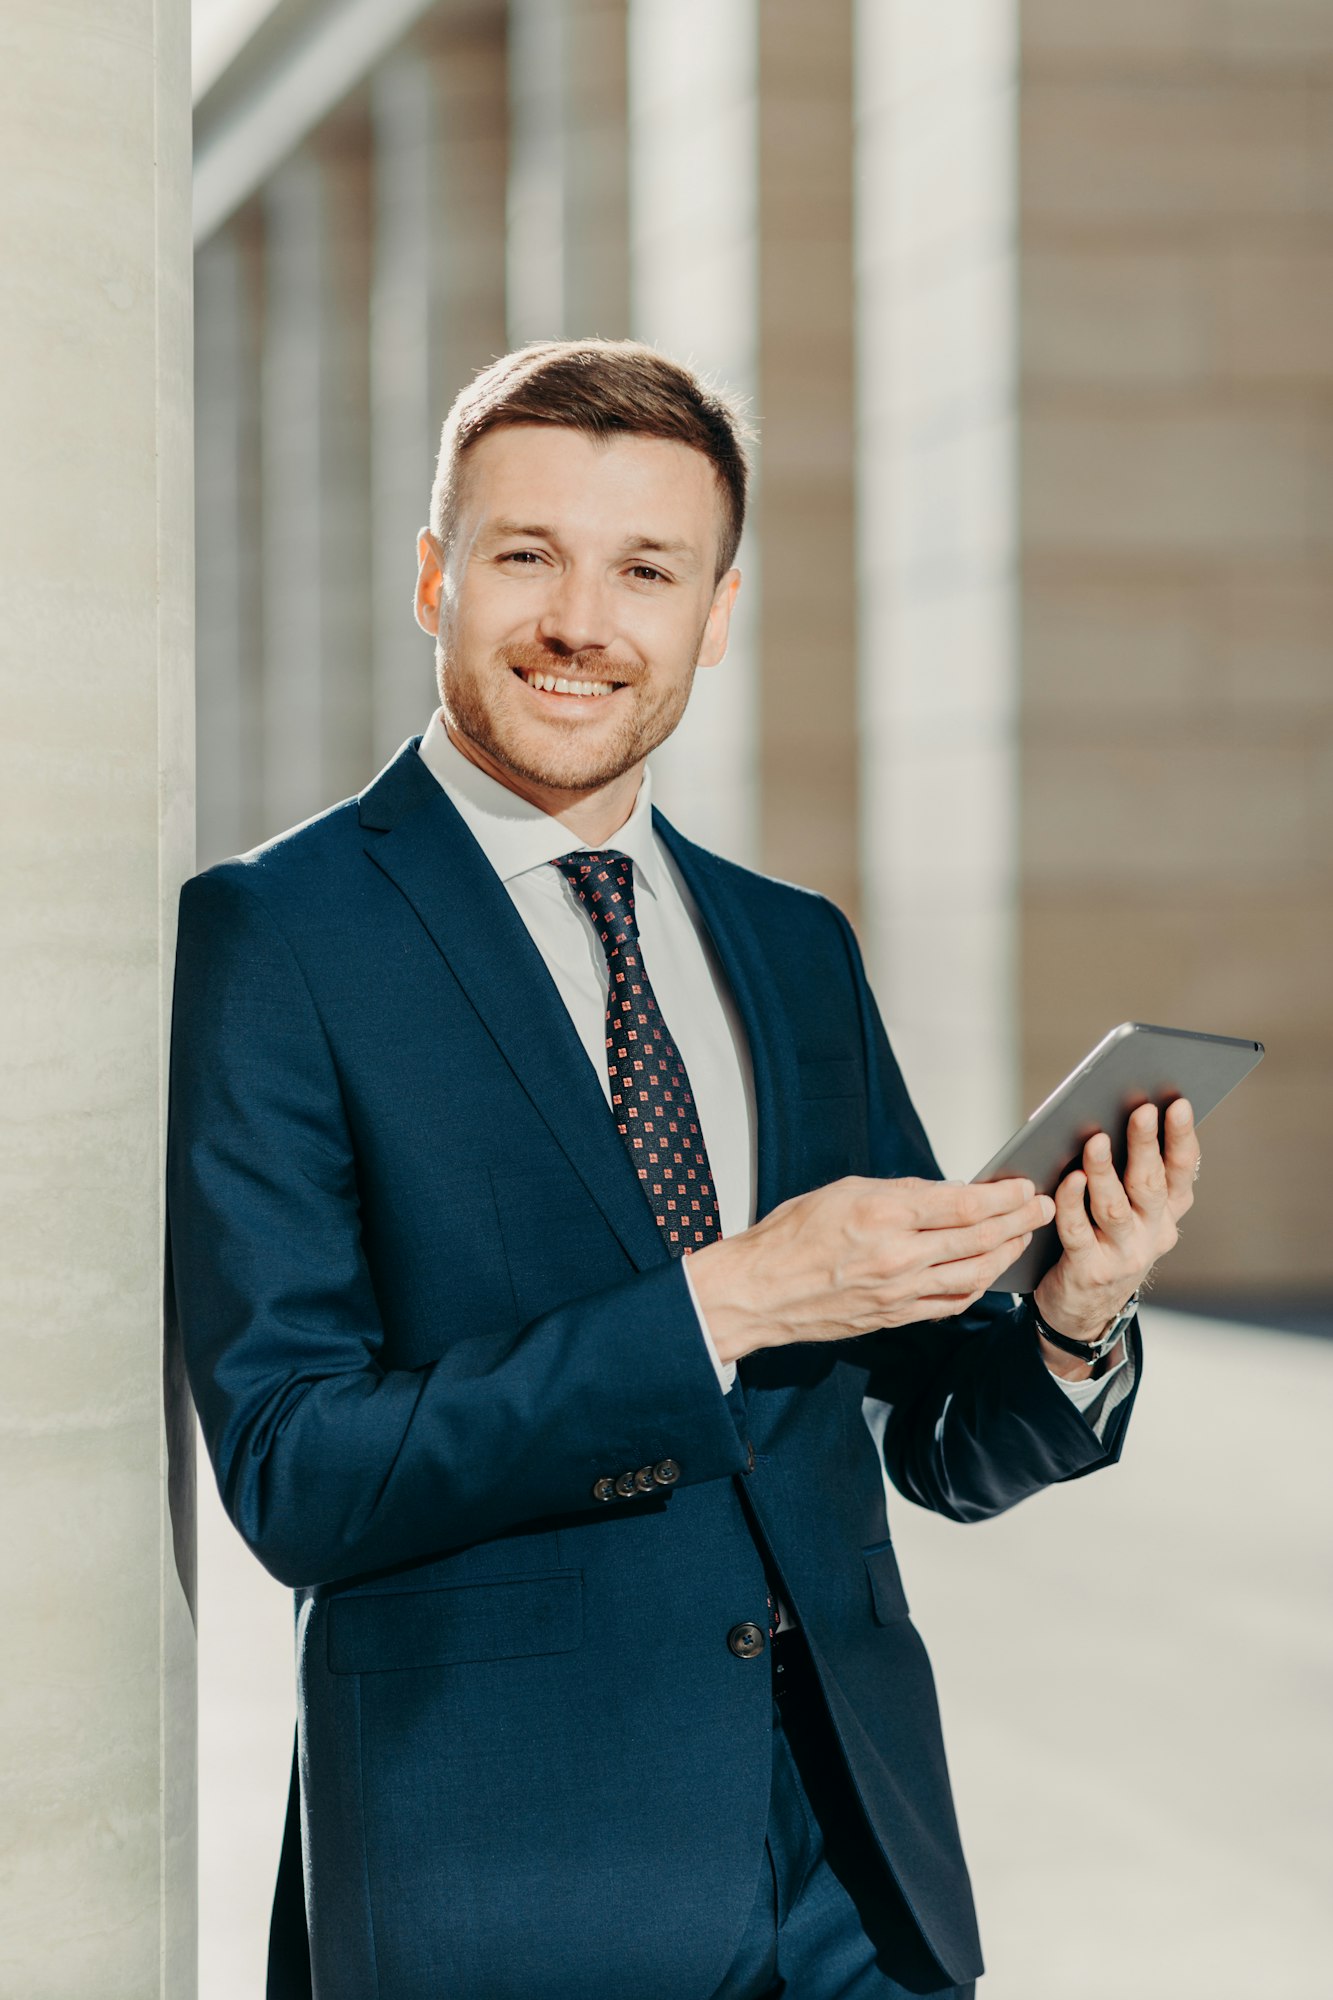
left=1031, top=1292, right=1138, bottom=1365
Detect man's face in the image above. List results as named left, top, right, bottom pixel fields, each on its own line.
left=416, top=424, right=739, bottom=797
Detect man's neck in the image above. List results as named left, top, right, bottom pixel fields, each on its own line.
left=443, top=717, right=643, bottom=845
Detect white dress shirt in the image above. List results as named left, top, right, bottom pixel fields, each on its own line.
left=414, top=707, right=1128, bottom=1420
left=416, top=707, right=754, bottom=1391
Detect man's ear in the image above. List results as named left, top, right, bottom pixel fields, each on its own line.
left=697, top=568, right=741, bottom=669
left=415, top=529, right=444, bottom=635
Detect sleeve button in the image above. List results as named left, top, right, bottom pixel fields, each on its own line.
left=592, top=1477, right=616, bottom=1502
left=651, top=1458, right=681, bottom=1487
left=727, top=1622, right=766, bottom=1660
left=613, top=1470, right=638, bottom=1497
left=633, top=1466, right=656, bottom=1493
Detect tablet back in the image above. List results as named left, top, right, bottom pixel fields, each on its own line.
left=972, top=1022, right=1264, bottom=1293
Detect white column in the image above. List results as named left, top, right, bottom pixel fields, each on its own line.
left=508, top=0, right=630, bottom=344
left=855, top=0, right=1021, bottom=1176
left=0, top=0, right=196, bottom=1992
left=370, top=17, right=508, bottom=763
left=195, top=214, right=265, bottom=868
left=261, top=119, right=374, bottom=837
left=628, top=0, right=760, bottom=866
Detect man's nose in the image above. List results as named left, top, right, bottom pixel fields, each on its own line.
left=535, top=566, right=614, bottom=655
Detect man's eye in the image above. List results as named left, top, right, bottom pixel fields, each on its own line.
left=629, top=564, right=668, bottom=583
left=498, top=550, right=545, bottom=566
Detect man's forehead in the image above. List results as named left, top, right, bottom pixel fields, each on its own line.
left=457, top=425, right=721, bottom=549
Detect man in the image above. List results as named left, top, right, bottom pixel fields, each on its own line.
left=167, top=340, right=1200, bottom=1999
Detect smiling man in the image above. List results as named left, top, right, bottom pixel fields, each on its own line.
left=167, top=341, right=1200, bottom=2000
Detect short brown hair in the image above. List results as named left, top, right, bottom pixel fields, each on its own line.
left=429, top=339, right=753, bottom=581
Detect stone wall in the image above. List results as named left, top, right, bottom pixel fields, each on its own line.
left=1019, top=1, right=1333, bottom=1291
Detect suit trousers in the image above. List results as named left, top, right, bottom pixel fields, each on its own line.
left=709, top=1630, right=976, bottom=2000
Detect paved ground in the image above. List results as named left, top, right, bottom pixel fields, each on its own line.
left=198, top=1308, right=1333, bottom=1998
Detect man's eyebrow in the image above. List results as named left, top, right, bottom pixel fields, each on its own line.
left=618, top=534, right=697, bottom=565
left=482, top=518, right=559, bottom=541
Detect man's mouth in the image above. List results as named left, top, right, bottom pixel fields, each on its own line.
left=511, top=667, right=627, bottom=702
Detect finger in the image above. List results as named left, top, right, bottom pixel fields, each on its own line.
left=920, top=1228, right=1036, bottom=1298
left=1122, top=1102, right=1168, bottom=1217
left=909, top=1177, right=1036, bottom=1229
left=917, top=1290, right=993, bottom=1320
left=921, top=1194, right=1055, bottom=1270
left=1081, top=1131, right=1137, bottom=1243
left=1162, top=1097, right=1200, bottom=1213
left=1051, top=1167, right=1096, bottom=1255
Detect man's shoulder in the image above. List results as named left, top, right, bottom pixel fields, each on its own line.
left=180, top=791, right=365, bottom=928
left=182, top=735, right=428, bottom=922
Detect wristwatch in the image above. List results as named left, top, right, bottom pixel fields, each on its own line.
left=1030, top=1290, right=1139, bottom=1369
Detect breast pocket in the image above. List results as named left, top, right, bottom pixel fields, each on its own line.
left=796, top=1054, right=868, bottom=1187
left=327, top=1571, right=585, bottom=1674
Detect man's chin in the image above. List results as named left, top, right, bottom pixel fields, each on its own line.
left=450, top=710, right=647, bottom=795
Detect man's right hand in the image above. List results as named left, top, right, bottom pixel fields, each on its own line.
left=686, top=1176, right=1055, bottom=1367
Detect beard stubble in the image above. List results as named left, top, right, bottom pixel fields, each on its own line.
left=438, top=633, right=703, bottom=794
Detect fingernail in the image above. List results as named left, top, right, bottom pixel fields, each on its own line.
left=1089, top=1135, right=1111, bottom=1162
left=1039, top=1196, right=1055, bottom=1222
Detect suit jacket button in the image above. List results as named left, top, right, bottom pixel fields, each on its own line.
left=728, top=1622, right=766, bottom=1660
left=614, top=1470, right=638, bottom=1497
left=633, top=1466, right=656, bottom=1493
left=592, top=1477, right=616, bottom=1502
left=651, top=1458, right=680, bottom=1487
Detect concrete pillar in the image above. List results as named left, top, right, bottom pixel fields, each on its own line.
left=855, top=1, right=1021, bottom=1176
left=261, top=113, right=374, bottom=838
left=195, top=211, right=265, bottom=868
left=0, top=1, right=196, bottom=1993
left=628, top=0, right=760, bottom=865
left=370, top=12, right=509, bottom=764
left=508, top=0, right=631, bottom=344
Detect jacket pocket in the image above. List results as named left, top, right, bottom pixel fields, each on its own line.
left=327, top=1570, right=584, bottom=1673
left=862, top=1540, right=911, bottom=1623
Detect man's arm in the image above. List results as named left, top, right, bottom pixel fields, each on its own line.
left=828, top=900, right=1147, bottom=1519
left=687, top=913, right=1094, bottom=1521
left=166, top=869, right=748, bottom=1591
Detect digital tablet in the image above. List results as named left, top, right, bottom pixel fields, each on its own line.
left=970, top=1022, right=1264, bottom=1293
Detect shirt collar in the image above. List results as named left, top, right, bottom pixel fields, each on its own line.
left=415, top=705, right=664, bottom=899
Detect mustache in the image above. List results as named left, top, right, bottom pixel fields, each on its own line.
left=499, top=641, right=635, bottom=687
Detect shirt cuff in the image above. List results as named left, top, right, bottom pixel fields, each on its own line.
left=681, top=1251, right=737, bottom=1393
left=1044, top=1338, right=1131, bottom=1411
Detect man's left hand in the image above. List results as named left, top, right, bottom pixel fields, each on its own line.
left=1033, top=1098, right=1201, bottom=1356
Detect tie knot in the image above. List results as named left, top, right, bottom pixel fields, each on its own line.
left=550, top=848, right=639, bottom=958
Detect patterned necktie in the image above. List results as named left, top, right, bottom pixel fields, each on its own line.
left=549, top=848, right=722, bottom=1256
left=550, top=846, right=777, bottom=1644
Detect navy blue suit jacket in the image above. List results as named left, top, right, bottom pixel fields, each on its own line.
left=166, top=735, right=1141, bottom=1998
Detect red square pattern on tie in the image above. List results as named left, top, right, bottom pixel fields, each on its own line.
left=550, top=849, right=722, bottom=1258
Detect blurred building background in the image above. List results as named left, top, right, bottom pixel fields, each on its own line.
left=193, top=0, right=1333, bottom=1307
left=184, top=3, right=1333, bottom=1997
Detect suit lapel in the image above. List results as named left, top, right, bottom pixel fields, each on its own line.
left=361, top=742, right=667, bottom=1272
left=358, top=740, right=801, bottom=1285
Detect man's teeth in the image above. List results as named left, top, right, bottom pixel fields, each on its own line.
left=520, top=670, right=619, bottom=698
